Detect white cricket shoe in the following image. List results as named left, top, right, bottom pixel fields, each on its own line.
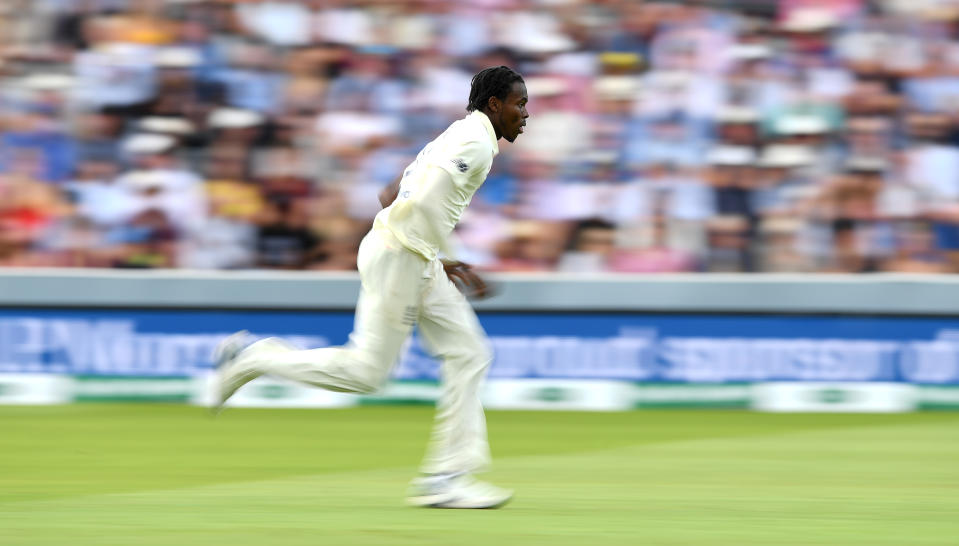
left=407, top=474, right=513, bottom=509
left=212, top=333, right=292, bottom=412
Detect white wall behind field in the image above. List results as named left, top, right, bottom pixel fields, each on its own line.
left=1, top=269, right=959, bottom=315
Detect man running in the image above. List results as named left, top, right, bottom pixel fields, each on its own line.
left=213, top=66, right=529, bottom=509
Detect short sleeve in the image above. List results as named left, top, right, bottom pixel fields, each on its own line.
left=434, top=139, right=492, bottom=185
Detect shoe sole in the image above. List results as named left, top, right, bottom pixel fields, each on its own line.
left=407, top=493, right=513, bottom=509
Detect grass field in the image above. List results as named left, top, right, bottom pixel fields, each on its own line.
left=1, top=405, right=957, bottom=545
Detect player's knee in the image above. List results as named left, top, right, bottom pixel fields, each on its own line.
left=351, top=381, right=378, bottom=395
left=446, top=340, right=493, bottom=370
left=476, top=343, right=493, bottom=368
left=351, top=364, right=392, bottom=394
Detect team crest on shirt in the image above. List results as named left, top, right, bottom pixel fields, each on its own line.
left=451, top=158, right=469, bottom=173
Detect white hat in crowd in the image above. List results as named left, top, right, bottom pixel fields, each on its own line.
left=845, top=156, right=888, bottom=173
left=139, top=116, right=196, bottom=136
left=207, top=107, right=265, bottom=129
left=707, top=145, right=756, bottom=166
left=758, top=145, right=816, bottom=169
left=776, top=115, right=830, bottom=135
left=155, top=47, right=202, bottom=69
left=123, top=133, right=177, bottom=156
left=781, top=9, right=839, bottom=33
left=728, top=43, right=773, bottom=61
left=593, top=76, right=640, bottom=101
left=716, top=105, right=760, bottom=124
left=523, top=77, right=568, bottom=98
left=18, top=73, right=76, bottom=91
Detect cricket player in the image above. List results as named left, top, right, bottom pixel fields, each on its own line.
left=213, top=66, right=529, bottom=509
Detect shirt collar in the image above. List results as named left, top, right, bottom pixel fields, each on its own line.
left=470, top=110, right=499, bottom=156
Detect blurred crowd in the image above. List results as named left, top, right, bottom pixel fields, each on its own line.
left=3, top=0, right=959, bottom=273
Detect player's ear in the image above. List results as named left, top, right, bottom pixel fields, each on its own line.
left=487, top=95, right=501, bottom=113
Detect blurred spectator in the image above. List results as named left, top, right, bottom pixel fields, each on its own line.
left=3, top=0, right=959, bottom=273
left=1, top=100, right=75, bottom=183
left=72, top=15, right=158, bottom=116
left=881, top=220, right=950, bottom=273
left=115, top=133, right=207, bottom=236
left=557, top=218, right=617, bottom=273
left=608, top=215, right=698, bottom=273
left=211, top=42, right=287, bottom=114
left=492, top=219, right=569, bottom=272
left=704, top=215, right=753, bottom=272
left=235, top=1, right=313, bottom=48
left=255, top=197, right=324, bottom=270
left=109, top=207, right=179, bottom=269
left=513, top=76, right=591, bottom=163
left=0, top=152, right=67, bottom=265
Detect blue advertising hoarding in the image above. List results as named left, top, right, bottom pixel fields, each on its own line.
left=0, top=309, right=957, bottom=384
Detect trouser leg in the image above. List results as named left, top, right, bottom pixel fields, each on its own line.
left=242, top=230, right=427, bottom=394
left=416, top=259, right=494, bottom=475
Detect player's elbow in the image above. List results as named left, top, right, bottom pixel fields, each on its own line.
left=378, top=189, right=396, bottom=208
left=378, top=178, right=401, bottom=208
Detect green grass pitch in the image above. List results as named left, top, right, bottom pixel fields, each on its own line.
left=1, top=405, right=957, bottom=545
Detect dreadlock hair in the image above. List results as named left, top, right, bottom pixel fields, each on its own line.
left=466, top=66, right=524, bottom=113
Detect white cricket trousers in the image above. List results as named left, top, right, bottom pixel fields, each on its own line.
left=246, top=228, right=493, bottom=475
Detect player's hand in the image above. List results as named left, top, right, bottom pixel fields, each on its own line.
left=442, top=260, right=490, bottom=299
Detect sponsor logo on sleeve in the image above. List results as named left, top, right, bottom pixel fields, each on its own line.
left=452, top=158, right=469, bottom=173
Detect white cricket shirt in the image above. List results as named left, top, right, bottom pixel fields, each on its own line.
left=374, top=111, right=499, bottom=261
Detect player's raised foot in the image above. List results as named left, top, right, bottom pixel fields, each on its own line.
left=214, top=330, right=250, bottom=369
left=406, top=473, right=513, bottom=509
left=211, top=330, right=254, bottom=413
left=211, top=334, right=295, bottom=414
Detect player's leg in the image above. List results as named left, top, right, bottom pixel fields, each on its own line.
left=407, top=259, right=511, bottom=508
left=214, top=230, right=426, bottom=405
left=417, top=259, right=493, bottom=475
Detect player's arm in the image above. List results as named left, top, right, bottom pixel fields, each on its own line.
left=413, top=165, right=491, bottom=299
left=442, top=259, right=490, bottom=299
left=437, top=230, right=487, bottom=297
left=378, top=174, right=402, bottom=208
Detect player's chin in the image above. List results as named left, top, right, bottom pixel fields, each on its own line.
left=504, top=131, right=520, bottom=143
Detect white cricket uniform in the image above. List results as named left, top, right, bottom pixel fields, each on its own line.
left=247, top=111, right=499, bottom=475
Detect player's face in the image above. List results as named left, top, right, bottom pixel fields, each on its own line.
left=499, top=82, right=529, bottom=143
